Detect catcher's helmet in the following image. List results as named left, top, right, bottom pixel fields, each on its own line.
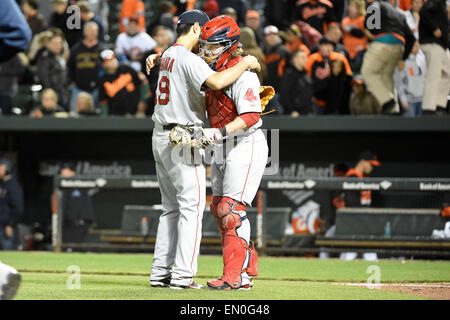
left=200, top=15, right=240, bottom=70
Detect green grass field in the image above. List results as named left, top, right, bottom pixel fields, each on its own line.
left=1, top=251, right=449, bottom=300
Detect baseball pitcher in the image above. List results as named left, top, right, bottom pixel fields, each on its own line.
left=147, top=9, right=261, bottom=290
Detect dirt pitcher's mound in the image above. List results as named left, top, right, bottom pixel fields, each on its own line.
left=335, top=282, right=450, bottom=300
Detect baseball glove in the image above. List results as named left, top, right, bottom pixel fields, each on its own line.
left=259, top=86, right=275, bottom=112
left=168, top=125, right=194, bottom=147
left=169, top=125, right=222, bottom=149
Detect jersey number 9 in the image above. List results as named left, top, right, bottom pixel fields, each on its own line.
left=158, top=76, right=170, bottom=105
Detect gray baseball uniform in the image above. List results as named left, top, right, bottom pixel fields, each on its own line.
left=210, top=70, right=268, bottom=206
left=209, top=70, right=268, bottom=286
left=150, top=44, right=215, bottom=287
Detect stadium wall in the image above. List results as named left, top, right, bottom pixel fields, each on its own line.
left=1, top=116, right=449, bottom=230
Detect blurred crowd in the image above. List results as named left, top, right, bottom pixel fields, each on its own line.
left=0, top=0, right=449, bottom=118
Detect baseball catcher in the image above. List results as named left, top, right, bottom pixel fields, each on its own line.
left=193, top=15, right=271, bottom=290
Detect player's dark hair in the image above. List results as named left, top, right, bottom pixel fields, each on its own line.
left=176, top=24, right=193, bottom=38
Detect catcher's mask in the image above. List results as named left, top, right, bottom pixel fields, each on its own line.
left=200, top=15, right=240, bottom=71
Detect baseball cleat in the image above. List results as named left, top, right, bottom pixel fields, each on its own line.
left=207, top=278, right=232, bottom=290
left=0, top=263, right=21, bottom=300
left=237, top=278, right=255, bottom=290
left=169, top=281, right=204, bottom=290
left=150, top=276, right=171, bottom=288
left=237, top=282, right=252, bottom=291
left=207, top=278, right=254, bottom=290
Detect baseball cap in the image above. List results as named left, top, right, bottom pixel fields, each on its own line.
left=203, top=0, right=219, bottom=17
left=100, top=49, right=115, bottom=62
left=351, top=74, right=365, bottom=86
left=128, top=16, right=139, bottom=24
left=222, top=7, right=237, bottom=16
left=59, top=162, right=76, bottom=172
left=177, top=9, right=210, bottom=26
left=264, top=25, right=279, bottom=35
left=358, top=150, right=381, bottom=167
left=319, top=37, right=334, bottom=46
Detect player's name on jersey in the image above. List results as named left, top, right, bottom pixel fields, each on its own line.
left=159, top=57, right=175, bottom=72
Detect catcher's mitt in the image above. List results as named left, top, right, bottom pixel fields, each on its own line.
left=168, top=125, right=194, bottom=147
left=169, top=125, right=221, bottom=149
left=259, top=86, right=275, bottom=112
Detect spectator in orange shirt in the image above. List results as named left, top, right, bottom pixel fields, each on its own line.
left=309, top=24, right=350, bottom=61
left=262, top=25, right=291, bottom=114
left=341, top=0, right=367, bottom=72
left=399, top=0, right=412, bottom=10
left=119, top=0, right=145, bottom=34
left=98, top=49, right=143, bottom=116
left=281, top=24, right=311, bottom=56
left=292, top=0, right=337, bottom=35
left=305, top=37, right=352, bottom=114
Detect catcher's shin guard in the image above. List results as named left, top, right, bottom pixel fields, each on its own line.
left=216, top=197, right=252, bottom=288
left=245, top=241, right=259, bottom=277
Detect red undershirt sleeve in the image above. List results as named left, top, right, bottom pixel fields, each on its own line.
left=239, top=112, right=260, bottom=128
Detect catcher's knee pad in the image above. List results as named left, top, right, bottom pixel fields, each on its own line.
left=217, top=197, right=246, bottom=233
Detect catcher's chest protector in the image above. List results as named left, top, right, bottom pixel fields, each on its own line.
left=205, top=89, right=237, bottom=128
left=205, top=56, right=243, bottom=128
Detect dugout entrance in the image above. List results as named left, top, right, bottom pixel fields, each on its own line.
left=52, top=176, right=450, bottom=258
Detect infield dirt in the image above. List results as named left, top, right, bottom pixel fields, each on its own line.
left=335, top=282, right=450, bottom=300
